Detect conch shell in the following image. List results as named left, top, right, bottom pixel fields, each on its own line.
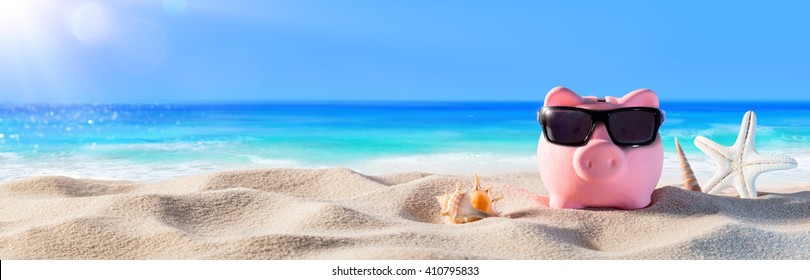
left=675, top=137, right=701, bottom=192
left=436, top=173, right=504, bottom=224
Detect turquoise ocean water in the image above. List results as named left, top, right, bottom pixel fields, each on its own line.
left=1, top=102, right=809, bottom=183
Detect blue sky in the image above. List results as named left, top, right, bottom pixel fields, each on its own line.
left=1, top=0, right=809, bottom=102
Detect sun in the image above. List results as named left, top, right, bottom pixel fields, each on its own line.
left=0, top=0, right=73, bottom=100
left=0, top=0, right=56, bottom=55
left=0, top=0, right=186, bottom=100
left=0, top=0, right=41, bottom=38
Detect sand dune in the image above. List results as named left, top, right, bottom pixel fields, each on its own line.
left=1, top=168, right=808, bottom=259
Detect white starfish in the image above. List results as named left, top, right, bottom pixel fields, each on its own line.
left=694, top=111, right=798, bottom=198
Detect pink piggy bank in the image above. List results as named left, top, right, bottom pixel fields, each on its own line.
left=537, top=87, right=664, bottom=209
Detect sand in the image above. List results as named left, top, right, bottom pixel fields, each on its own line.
left=1, top=168, right=809, bottom=259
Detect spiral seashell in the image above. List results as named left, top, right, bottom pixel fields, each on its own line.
left=436, top=173, right=504, bottom=224
left=675, top=137, right=701, bottom=192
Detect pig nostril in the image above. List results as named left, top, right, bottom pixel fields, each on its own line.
left=571, top=142, right=627, bottom=182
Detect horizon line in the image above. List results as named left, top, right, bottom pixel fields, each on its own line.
left=3, top=99, right=810, bottom=105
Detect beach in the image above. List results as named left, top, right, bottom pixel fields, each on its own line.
left=3, top=0, right=810, bottom=266
left=2, top=102, right=809, bottom=259
left=2, top=168, right=808, bottom=259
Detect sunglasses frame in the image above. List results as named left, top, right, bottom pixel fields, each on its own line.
left=537, top=106, right=665, bottom=147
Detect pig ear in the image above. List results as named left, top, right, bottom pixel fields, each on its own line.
left=620, top=88, right=659, bottom=108
left=544, top=87, right=582, bottom=107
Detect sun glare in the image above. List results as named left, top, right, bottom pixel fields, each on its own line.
left=0, top=0, right=194, bottom=100
left=0, top=0, right=76, bottom=100
left=0, top=0, right=39, bottom=37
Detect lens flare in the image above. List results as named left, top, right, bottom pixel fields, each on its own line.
left=70, top=2, right=113, bottom=45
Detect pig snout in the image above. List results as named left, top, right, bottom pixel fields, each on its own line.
left=572, top=125, right=626, bottom=182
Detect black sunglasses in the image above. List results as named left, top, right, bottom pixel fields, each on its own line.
left=537, top=106, right=664, bottom=147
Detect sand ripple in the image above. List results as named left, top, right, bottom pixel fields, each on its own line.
left=1, top=168, right=809, bottom=259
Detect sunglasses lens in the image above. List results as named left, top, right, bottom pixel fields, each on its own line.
left=543, top=109, right=592, bottom=145
left=607, top=110, right=658, bottom=145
